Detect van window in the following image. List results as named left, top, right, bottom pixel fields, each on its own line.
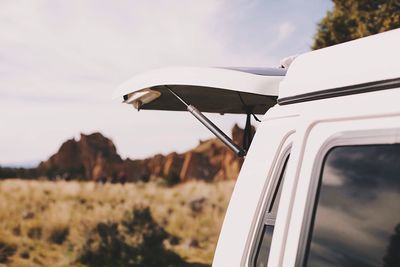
left=305, top=144, right=400, bottom=267
left=254, top=155, right=289, bottom=267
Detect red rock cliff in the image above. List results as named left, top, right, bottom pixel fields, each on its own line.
left=38, top=124, right=254, bottom=183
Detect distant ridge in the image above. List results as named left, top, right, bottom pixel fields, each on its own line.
left=1, top=160, right=40, bottom=168
left=0, top=124, right=255, bottom=184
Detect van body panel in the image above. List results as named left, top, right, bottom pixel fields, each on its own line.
left=244, top=135, right=293, bottom=267
left=213, top=86, right=400, bottom=267
left=270, top=89, right=400, bottom=267
left=212, top=116, right=297, bottom=267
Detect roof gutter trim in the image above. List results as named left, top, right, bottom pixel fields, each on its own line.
left=278, top=77, right=400, bottom=105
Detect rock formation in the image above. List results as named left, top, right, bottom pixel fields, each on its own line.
left=38, top=133, right=122, bottom=181
left=33, top=124, right=255, bottom=183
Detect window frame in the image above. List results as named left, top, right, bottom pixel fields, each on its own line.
left=295, top=128, right=400, bottom=266
left=249, top=145, right=291, bottom=267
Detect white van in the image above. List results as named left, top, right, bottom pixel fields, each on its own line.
left=114, top=29, right=400, bottom=267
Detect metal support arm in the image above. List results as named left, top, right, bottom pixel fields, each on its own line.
left=166, top=86, right=247, bottom=157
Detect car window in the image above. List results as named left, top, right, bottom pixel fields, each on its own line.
left=305, top=144, right=400, bottom=267
left=254, top=155, right=290, bottom=267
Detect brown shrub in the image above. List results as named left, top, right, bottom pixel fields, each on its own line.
left=48, top=226, right=69, bottom=245
left=27, top=226, right=42, bottom=240
left=0, top=240, right=17, bottom=264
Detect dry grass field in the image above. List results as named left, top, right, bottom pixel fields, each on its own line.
left=0, top=179, right=235, bottom=267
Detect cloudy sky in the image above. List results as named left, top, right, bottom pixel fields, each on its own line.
left=0, top=0, right=332, bottom=167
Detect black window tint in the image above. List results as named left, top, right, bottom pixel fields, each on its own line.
left=305, top=144, right=400, bottom=267
left=255, top=225, right=274, bottom=267
left=254, top=155, right=289, bottom=267
left=269, top=161, right=288, bottom=215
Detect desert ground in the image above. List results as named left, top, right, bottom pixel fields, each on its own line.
left=0, top=179, right=235, bottom=267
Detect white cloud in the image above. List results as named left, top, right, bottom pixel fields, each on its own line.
left=278, top=21, right=296, bottom=41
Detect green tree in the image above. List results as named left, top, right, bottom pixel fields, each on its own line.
left=313, top=0, right=400, bottom=50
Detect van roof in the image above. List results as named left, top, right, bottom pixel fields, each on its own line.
left=114, top=30, right=400, bottom=114
left=278, top=29, right=400, bottom=104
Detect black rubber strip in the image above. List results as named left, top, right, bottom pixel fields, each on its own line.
left=278, top=77, right=400, bottom=105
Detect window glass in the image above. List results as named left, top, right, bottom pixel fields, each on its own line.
left=269, top=158, right=288, bottom=215
left=306, top=144, right=400, bottom=267
left=255, top=225, right=274, bottom=267
left=254, top=155, right=289, bottom=267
